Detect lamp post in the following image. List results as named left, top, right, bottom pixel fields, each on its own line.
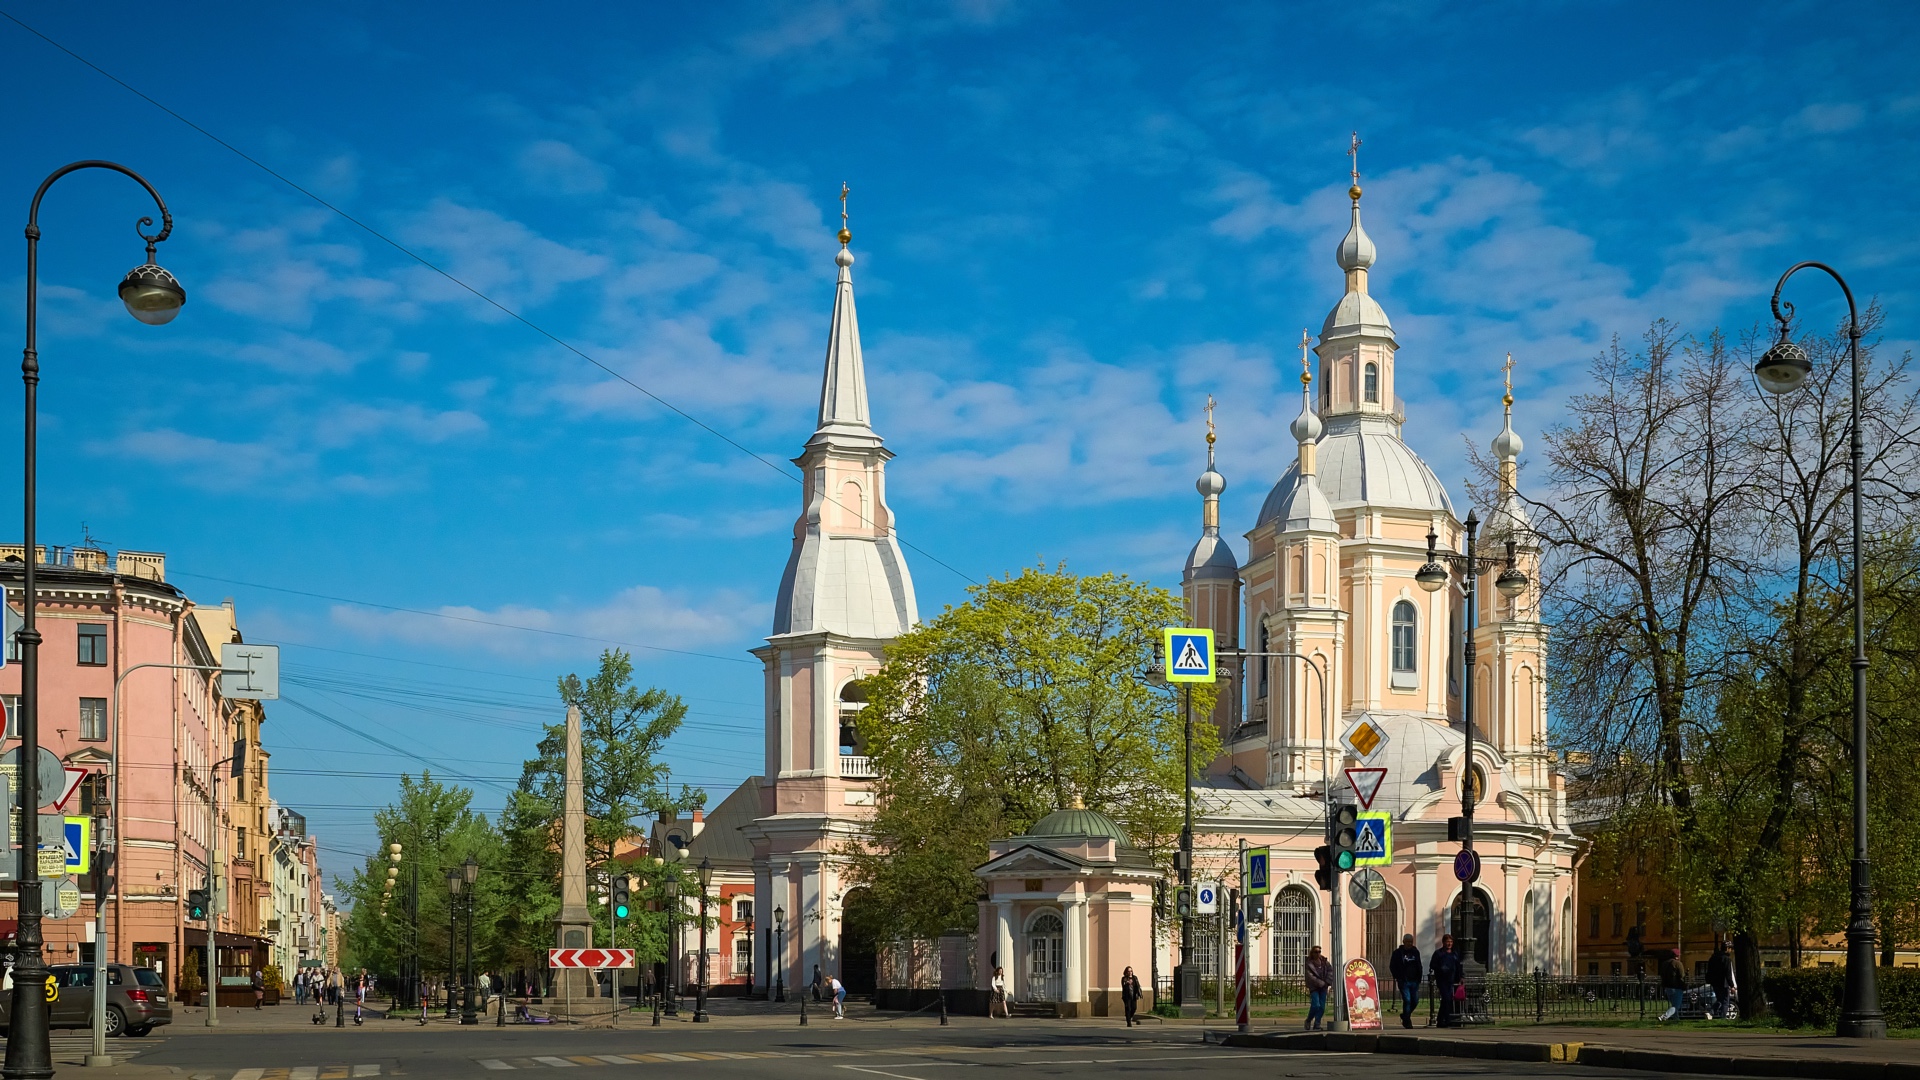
left=9, top=161, right=184, bottom=1080
left=1145, top=660, right=1200, bottom=1012
left=461, top=855, right=479, bottom=1025
left=694, top=857, right=713, bottom=1022
left=1417, top=511, right=1528, bottom=977
left=1753, top=263, right=1885, bottom=1039
left=664, top=875, right=681, bottom=1017
left=774, top=906, right=787, bottom=1002
left=445, top=867, right=462, bottom=1018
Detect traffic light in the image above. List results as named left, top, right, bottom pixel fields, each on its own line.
left=92, top=849, right=116, bottom=898
left=187, top=888, right=209, bottom=921
left=1332, top=804, right=1360, bottom=871
left=612, top=876, right=631, bottom=920
left=1248, top=896, right=1265, bottom=923
left=1175, top=886, right=1193, bottom=918
left=1313, top=846, right=1334, bottom=892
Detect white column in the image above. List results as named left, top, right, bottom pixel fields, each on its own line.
left=813, top=654, right=833, bottom=776
left=1414, top=859, right=1439, bottom=950
left=754, top=860, right=774, bottom=999
left=1064, top=896, right=1086, bottom=1004
left=994, top=902, right=1013, bottom=989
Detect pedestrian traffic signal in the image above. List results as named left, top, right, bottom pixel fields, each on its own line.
left=1313, top=846, right=1334, bottom=892
left=187, top=888, right=209, bottom=921
left=1175, top=886, right=1193, bottom=918
left=612, top=876, right=631, bottom=920
left=1332, top=804, right=1360, bottom=871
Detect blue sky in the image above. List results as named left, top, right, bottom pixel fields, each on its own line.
left=3, top=1, right=1916, bottom=883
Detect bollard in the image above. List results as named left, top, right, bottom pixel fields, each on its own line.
left=940, top=993, right=948, bottom=1026
left=498, top=994, right=506, bottom=1027
left=652, top=996, right=661, bottom=1026
left=336, top=996, right=345, bottom=1028
left=800, top=997, right=809, bottom=1026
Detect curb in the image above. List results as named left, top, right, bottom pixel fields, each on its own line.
left=1217, top=1030, right=1920, bottom=1080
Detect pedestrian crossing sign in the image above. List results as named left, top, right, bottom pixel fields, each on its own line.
left=1163, top=628, right=1215, bottom=683
left=1353, top=812, right=1391, bottom=867
left=1246, top=847, right=1270, bottom=896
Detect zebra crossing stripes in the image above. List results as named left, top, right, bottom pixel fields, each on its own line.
left=226, top=1067, right=382, bottom=1080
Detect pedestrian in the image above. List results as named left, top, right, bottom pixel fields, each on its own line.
left=252, top=968, right=265, bottom=1010
left=1706, top=943, right=1733, bottom=1019
left=1120, top=966, right=1143, bottom=1027
left=811, top=964, right=823, bottom=1003
left=480, top=970, right=492, bottom=1008
left=1658, top=949, right=1685, bottom=1021
left=1389, top=934, right=1423, bottom=1029
left=1429, top=934, right=1462, bottom=1028
left=829, top=974, right=846, bottom=1019
left=1303, top=945, right=1333, bottom=1030
left=988, top=966, right=1009, bottom=1018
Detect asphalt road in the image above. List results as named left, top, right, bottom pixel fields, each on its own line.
left=115, top=1018, right=1742, bottom=1079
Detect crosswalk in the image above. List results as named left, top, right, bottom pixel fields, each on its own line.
left=228, top=1060, right=382, bottom=1068
left=472, top=1043, right=1192, bottom=1071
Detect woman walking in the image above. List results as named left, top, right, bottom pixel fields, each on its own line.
left=1304, top=945, right=1334, bottom=1030
left=1120, top=966, right=1143, bottom=1027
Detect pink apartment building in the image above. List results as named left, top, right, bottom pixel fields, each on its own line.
left=0, top=545, right=295, bottom=999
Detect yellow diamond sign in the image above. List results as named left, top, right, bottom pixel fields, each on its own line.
left=1341, top=716, right=1390, bottom=764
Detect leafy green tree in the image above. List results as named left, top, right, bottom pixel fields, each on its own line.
left=340, top=772, right=498, bottom=986
left=846, top=565, right=1218, bottom=941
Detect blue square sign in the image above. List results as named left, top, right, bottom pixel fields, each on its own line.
left=1163, top=628, right=1215, bottom=683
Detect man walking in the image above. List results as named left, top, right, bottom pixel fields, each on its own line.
left=1303, top=945, right=1333, bottom=1030
left=1657, top=949, right=1686, bottom=1021
left=1706, top=942, right=1734, bottom=1019
left=1429, top=934, right=1462, bottom=1028
left=1389, top=934, right=1423, bottom=1028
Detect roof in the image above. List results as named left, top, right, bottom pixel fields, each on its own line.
left=1184, top=531, right=1239, bottom=581
left=1258, top=414, right=1454, bottom=523
left=1027, top=806, right=1133, bottom=847
left=683, top=777, right=763, bottom=868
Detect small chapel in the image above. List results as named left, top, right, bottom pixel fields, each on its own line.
left=730, top=161, right=1583, bottom=1013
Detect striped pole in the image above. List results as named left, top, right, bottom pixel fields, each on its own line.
left=1235, top=899, right=1250, bottom=1032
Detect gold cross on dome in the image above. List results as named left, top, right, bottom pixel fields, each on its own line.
left=1503, top=352, right=1516, bottom=405
left=1349, top=131, right=1362, bottom=186
left=1300, top=329, right=1313, bottom=387
left=840, top=183, right=850, bottom=228
left=1205, top=395, right=1216, bottom=445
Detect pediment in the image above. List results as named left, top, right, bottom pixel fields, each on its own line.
left=975, top=843, right=1089, bottom=878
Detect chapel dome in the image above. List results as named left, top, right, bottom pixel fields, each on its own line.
left=1257, top=415, right=1454, bottom=525
left=1028, top=806, right=1134, bottom=848
left=1184, top=532, right=1240, bottom=582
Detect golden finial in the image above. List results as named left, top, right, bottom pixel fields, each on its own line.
left=1205, top=395, right=1217, bottom=446
left=1299, top=329, right=1313, bottom=387
left=1502, top=352, right=1515, bottom=408
left=1348, top=131, right=1363, bottom=202
left=837, top=182, right=851, bottom=246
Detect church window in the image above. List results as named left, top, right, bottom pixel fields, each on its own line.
left=1257, top=624, right=1270, bottom=699
left=1272, top=886, right=1315, bottom=978
left=1390, top=600, right=1417, bottom=689
left=1364, top=362, right=1380, bottom=404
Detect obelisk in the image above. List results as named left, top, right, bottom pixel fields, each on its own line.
left=554, top=703, right=597, bottom=999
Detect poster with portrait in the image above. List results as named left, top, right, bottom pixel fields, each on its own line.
left=1344, top=958, right=1382, bottom=1030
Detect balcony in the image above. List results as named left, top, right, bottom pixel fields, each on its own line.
left=839, top=755, right=876, bottom=779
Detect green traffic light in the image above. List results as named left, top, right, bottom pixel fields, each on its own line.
left=614, top=904, right=629, bottom=919
left=1336, top=850, right=1356, bottom=871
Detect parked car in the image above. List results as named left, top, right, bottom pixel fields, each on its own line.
left=0, top=963, right=172, bottom=1036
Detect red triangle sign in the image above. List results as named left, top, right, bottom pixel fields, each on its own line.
left=1345, top=767, right=1387, bottom=810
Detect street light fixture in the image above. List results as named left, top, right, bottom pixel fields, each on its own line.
left=445, top=868, right=462, bottom=1019
left=1755, top=262, right=1884, bottom=1039
left=694, top=857, right=713, bottom=1023
left=461, top=856, right=479, bottom=1025
left=11, top=160, right=183, bottom=1080
left=664, top=875, right=681, bottom=1017
left=1416, top=511, right=1529, bottom=977
left=774, top=906, right=787, bottom=1003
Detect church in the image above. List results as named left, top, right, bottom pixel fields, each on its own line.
left=726, top=163, right=1584, bottom=1009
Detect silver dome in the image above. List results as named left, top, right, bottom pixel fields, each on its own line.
left=1258, top=414, right=1455, bottom=524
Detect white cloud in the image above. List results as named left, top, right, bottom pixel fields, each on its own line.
left=518, top=140, right=609, bottom=196
left=328, top=583, right=768, bottom=659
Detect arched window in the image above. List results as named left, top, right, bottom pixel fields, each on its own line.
left=1257, top=624, right=1270, bottom=699
left=1390, top=600, right=1417, bottom=689
left=1271, top=886, right=1315, bottom=978
left=839, top=681, right=867, bottom=755
left=1364, top=362, right=1380, bottom=403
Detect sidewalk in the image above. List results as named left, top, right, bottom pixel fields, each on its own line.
left=1218, top=1024, right=1920, bottom=1079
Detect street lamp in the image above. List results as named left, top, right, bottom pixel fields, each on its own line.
left=694, top=858, right=713, bottom=1022
left=462, top=856, right=479, bottom=1025
left=664, top=875, right=681, bottom=1017
left=10, top=161, right=183, bottom=1080
left=1755, top=263, right=1884, bottom=1039
left=774, top=906, right=786, bottom=1003
left=1417, top=511, right=1528, bottom=977
left=1145, top=657, right=1200, bottom=1012
left=445, top=867, right=462, bottom=1019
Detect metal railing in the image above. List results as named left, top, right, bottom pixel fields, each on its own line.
left=1153, top=971, right=1727, bottom=1024
left=839, top=755, right=876, bottom=778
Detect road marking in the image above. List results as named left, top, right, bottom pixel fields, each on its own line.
left=234, top=1071, right=265, bottom=1080
left=291, top=1068, right=319, bottom=1080
left=352, top=1069, right=380, bottom=1078
left=531, top=1058, right=578, bottom=1068
left=652, top=1054, right=697, bottom=1062
left=477, top=1062, right=513, bottom=1072
left=565, top=1059, right=602, bottom=1067
left=593, top=1056, right=637, bottom=1065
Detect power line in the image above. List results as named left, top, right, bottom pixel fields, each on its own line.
left=0, top=8, right=979, bottom=589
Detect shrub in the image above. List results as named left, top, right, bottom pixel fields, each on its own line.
left=1762, top=967, right=1920, bottom=1029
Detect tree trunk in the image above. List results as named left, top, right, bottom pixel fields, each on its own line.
left=1732, top=930, right=1767, bottom=1020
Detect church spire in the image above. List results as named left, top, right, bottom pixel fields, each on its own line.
left=1336, top=132, right=1377, bottom=287
left=1198, top=396, right=1225, bottom=536
left=1492, top=352, right=1525, bottom=495
left=1185, top=397, right=1238, bottom=585
left=1290, top=329, right=1323, bottom=474
left=813, top=182, right=877, bottom=448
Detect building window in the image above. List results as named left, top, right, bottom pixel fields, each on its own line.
left=1364, top=362, right=1380, bottom=403
left=1660, top=900, right=1674, bottom=937
left=1588, top=904, right=1601, bottom=939
left=79, top=774, right=108, bottom=815
left=1390, top=600, right=1417, bottom=688
left=1271, top=886, right=1315, bottom=978
left=1257, top=624, right=1270, bottom=699
left=78, top=623, right=108, bottom=666
left=238, top=827, right=248, bottom=861
left=1611, top=903, right=1624, bottom=938
left=733, top=938, right=752, bottom=975
left=735, top=897, right=753, bottom=923
left=1634, top=901, right=1647, bottom=935
left=1610, top=961, right=1622, bottom=977
left=79, top=697, right=107, bottom=741
left=3, top=694, right=17, bottom=739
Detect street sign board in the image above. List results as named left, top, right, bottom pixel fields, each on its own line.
left=37, top=848, right=65, bottom=877
left=1195, top=881, right=1219, bottom=914
left=1453, top=848, right=1481, bottom=884
left=548, top=948, right=635, bottom=969
left=46, top=878, right=80, bottom=920
left=1340, top=716, right=1390, bottom=764
left=1344, top=959, right=1384, bottom=1030
left=221, top=643, right=281, bottom=700
left=1245, top=847, right=1270, bottom=896
left=1162, top=628, right=1215, bottom=683
left=1344, top=767, right=1387, bottom=810
left=53, top=768, right=85, bottom=812
left=0, top=746, right=65, bottom=808
left=1348, top=868, right=1386, bottom=910
left=1353, top=812, right=1391, bottom=867
left=61, top=816, right=91, bottom=875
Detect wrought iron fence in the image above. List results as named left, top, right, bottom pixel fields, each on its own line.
left=1153, top=970, right=1727, bottom=1024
